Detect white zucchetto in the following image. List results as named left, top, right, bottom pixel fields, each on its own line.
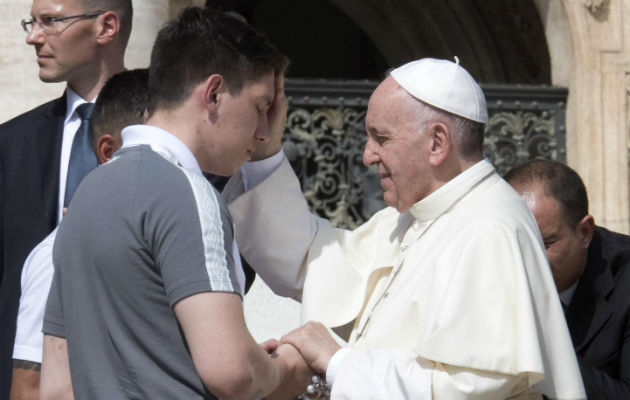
left=391, top=57, right=489, bottom=124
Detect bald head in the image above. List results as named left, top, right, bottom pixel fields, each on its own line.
left=505, top=160, right=594, bottom=292
left=79, top=0, right=133, bottom=49
left=505, top=159, right=588, bottom=227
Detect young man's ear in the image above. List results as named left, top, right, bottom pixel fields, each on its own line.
left=95, top=11, right=120, bottom=46
left=427, top=122, right=451, bottom=167
left=96, top=134, right=119, bottom=164
left=202, top=74, right=225, bottom=116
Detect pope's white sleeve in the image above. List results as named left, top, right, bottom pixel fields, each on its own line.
left=13, top=229, right=57, bottom=364
left=228, top=153, right=318, bottom=299
left=327, top=348, right=526, bottom=400
left=221, top=150, right=284, bottom=203
left=240, top=149, right=284, bottom=191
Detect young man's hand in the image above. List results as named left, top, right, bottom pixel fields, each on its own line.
left=266, top=343, right=314, bottom=400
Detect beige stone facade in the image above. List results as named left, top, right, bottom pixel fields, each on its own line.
left=537, top=0, right=630, bottom=234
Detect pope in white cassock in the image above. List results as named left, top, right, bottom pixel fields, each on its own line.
left=227, top=58, right=586, bottom=399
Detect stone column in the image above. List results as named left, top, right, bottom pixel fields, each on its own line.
left=539, top=0, right=630, bottom=234
left=125, top=0, right=206, bottom=68
left=125, top=0, right=171, bottom=70
left=562, top=0, right=630, bottom=233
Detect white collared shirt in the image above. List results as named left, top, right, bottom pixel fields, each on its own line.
left=120, top=124, right=202, bottom=174
left=560, top=280, right=579, bottom=307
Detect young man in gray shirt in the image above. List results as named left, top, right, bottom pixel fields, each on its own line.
left=40, top=7, right=310, bottom=400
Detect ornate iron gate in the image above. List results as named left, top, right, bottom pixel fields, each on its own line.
left=283, top=78, right=568, bottom=229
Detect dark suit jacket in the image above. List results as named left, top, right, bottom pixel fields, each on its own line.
left=565, top=226, right=630, bottom=399
left=0, top=94, right=66, bottom=397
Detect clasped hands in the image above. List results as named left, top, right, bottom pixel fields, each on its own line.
left=262, top=321, right=342, bottom=400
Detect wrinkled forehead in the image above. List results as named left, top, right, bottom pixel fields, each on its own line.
left=366, top=77, right=417, bottom=124
left=371, top=76, right=403, bottom=100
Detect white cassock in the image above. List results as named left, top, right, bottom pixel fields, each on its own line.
left=227, top=154, right=586, bottom=400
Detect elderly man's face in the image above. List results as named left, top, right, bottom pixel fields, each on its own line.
left=516, top=182, right=590, bottom=292
left=363, top=77, right=433, bottom=212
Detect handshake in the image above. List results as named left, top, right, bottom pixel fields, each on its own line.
left=262, top=322, right=342, bottom=400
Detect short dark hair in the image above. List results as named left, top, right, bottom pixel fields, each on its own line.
left=91, top=68, right=150, bottom=152
left=504, top=159, right=589, bottom=227
left=80, top=0, right=133, bottom=49
left=148, top=7, right=289, bottom=113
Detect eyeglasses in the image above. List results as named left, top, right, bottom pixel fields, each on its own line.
left=21, top=11, right=104, bottom=34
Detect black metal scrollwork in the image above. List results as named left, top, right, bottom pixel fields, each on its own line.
left=283, top=79, right=567, bottom=228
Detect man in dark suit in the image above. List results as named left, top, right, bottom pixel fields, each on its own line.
left=0, top=0, right=132, bottom=396
left=506, top=159, right=630, bottom=400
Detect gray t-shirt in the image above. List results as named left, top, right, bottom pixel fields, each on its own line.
left=44, top=145, right=241, bottom=399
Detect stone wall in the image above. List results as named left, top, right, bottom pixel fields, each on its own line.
left=536, top=0, right=630, bottom=234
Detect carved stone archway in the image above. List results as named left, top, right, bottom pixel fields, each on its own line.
left=327, top=0, right=551, bottom=85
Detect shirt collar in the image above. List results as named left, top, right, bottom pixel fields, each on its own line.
left=559, top=280, right=579, bottom=306
left=64, top=87, right=87, bottom=124
left=120, top=124, right=202, bottom=174
left=64, top=86, right=97, bottom=124
left=408, top=159, right=496, bottom=222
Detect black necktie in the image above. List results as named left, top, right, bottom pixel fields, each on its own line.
left=64, top=103, right=97, bottom=207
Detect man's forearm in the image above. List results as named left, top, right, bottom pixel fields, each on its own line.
left=40, top=335, right=74, bottom=400
left=10, top=360, right=40, bottom=400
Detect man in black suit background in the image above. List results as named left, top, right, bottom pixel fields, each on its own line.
left=0, top=0, right=131, bottom=396
left=506, top=160, right=630, bottom=400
